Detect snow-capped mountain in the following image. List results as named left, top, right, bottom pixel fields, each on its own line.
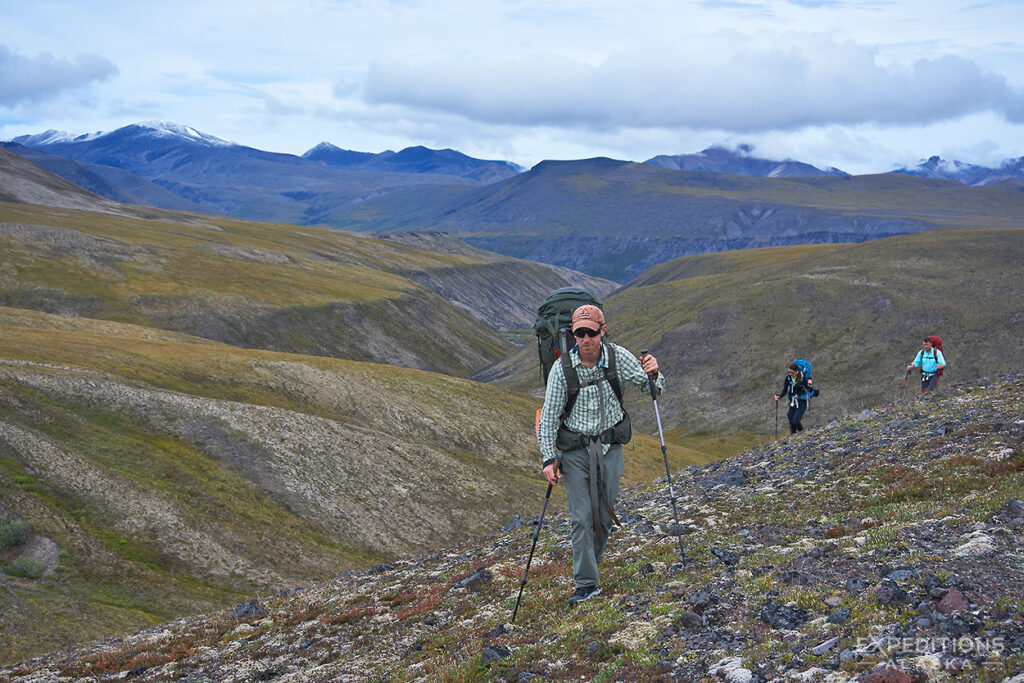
left=645, top=145, right=849, bottom=178
left=891, top=155, right=1024, bottom=186
left=11, top=122, right=234, bottom=150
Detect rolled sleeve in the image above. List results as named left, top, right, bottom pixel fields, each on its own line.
left=615, top=344, right=665, bottom=397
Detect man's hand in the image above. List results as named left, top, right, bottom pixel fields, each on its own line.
left=906, top=364, right=914, bottom=371
left=640, top=352, right=659, bottom=376
left=543, top=461, right=562, bottom=486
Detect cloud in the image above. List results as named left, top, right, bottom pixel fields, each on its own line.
left=0, top=45, right=118, bottom=108
left=359, top=34, right=1024, bottom=134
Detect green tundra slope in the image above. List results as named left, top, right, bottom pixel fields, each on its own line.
left=479, top=228, right=1024, bottom=435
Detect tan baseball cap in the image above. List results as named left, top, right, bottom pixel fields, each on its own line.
left=571, top=304, right=605, bottom=332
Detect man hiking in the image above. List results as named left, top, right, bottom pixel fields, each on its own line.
left=537, top=304, right=664, bottom=606
left=907, top=336, right=946, bottom=393
left=774, top=362, right=813, bottom=435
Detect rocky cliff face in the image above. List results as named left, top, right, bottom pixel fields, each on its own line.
left=4, top=375, right=1021, bottom=680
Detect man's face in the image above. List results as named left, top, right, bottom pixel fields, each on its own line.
left=923, top=340, right=932, bottom=350
left=574, top=325, right=605, bottom=355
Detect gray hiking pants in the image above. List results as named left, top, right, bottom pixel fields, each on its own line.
left=561, top=443, right=624, bottom=590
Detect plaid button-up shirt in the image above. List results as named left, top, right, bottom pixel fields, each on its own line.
left=538, top=342, right=665, bottom=463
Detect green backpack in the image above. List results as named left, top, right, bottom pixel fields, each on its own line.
left=533, top=286, right=604, bottom=384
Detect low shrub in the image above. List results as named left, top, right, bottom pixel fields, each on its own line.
left=0, top=516, right=31, bottom=550
left=5, top=556, right=46, bottom=579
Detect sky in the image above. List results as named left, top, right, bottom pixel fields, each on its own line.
left=1, top=0, right=1023, bottom=174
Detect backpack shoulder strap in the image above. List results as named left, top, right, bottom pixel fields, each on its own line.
left=560, top=350, right=580, bottom=422
left=604, top=344, right=623, bottom=405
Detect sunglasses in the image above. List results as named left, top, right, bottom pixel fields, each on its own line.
left=573, top=327, right=602, bottom=338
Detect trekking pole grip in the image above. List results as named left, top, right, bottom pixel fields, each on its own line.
left=640, top=349, right=657, bottom=400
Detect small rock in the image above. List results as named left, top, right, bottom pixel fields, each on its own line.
left=707, top=656, right=753, bottom=683
left=370, top=562, right=395, bottom=574
left=827, top=608, right=851, bottom=624
left=873, top=580, right=909, bottom=606
left=760, top=601, right=811, bottom=630
left=676, top=610, right=702, bottom=629
left=454, top=567, right=492, bottom=591
left=501, top=515, right=526, bottom=532
left=698, top=468, right=748, bottom=489
left=937, top=587, right=968, bottom=614
left=485, top=624, right=508, bottom=638
left=1006, top=499, right=1024, bottom=518
left=688, top=589, right=717, bottom=612
left=812, top=636, right=840, bottom=656
left=232, top=599, right=268, bottom=618
left=482, top=645, right=511, bottom=666
left=780, top=570, right=809, bottom=586
left=845, top=578, right=868, bottom=594
left=953, top=531, right=995, bottom=557
left=710, top=547, right=738, bottom=565
left=824, top=596, right=842, bottom=607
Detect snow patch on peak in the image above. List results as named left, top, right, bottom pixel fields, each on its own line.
left=10, top=129, right=78, bottom=146
left=133, top=121, right=235, bottom=147
left=307, top=141, right=341, bottom=153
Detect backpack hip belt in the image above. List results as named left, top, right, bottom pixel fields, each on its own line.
left=556, top=413, right=632, bottom=451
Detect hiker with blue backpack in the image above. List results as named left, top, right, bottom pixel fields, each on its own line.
left=907, top=336, right=946, bottom=393
left=774, top=360, right=815, bottom=435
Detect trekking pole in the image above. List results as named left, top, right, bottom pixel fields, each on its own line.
left=511, top=482, right=553, bottom=624
left=899, top=368, right=911, bottom=399
left=774, top=397, right=779, bottom=439
left=640, top=350, right=686, bottom=559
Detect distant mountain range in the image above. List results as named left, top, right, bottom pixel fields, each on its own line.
left=329, top=157, right=1024, bottom=281
left=303, top=141, right=523, bottom=182
left=6, top=122, right=1024, bottom=280
left=4, top=122, right=520, bottom=225
left=891, top=154, right=1024, bottom=186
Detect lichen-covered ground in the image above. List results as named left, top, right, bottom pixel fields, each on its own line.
left=3, top=375, right=1022, bottom=682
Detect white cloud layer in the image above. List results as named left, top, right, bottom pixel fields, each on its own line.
left=363, top=35, right=1024, bottom=132
left=0, top=0, right=1022, bottom=174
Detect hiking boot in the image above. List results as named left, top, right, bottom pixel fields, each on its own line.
left=567, top=585, right=601, bottom=605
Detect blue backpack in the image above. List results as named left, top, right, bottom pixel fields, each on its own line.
left=793, top=359, right=820, bottom=397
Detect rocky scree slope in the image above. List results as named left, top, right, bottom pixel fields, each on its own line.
left=4, top=375, right=1021, bottom=681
